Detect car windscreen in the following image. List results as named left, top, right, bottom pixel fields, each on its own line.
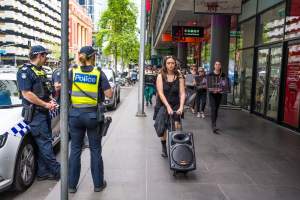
left=0, top=80, right=22, bottom=107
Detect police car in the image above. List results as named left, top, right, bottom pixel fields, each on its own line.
left=0, top=68, right=60, bottom=192
left=102, top=68, right=120, bottom=110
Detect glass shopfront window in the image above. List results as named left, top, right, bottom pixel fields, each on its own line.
left=234, top=48, right=253, bottom=109
left=258, top=4, right=285, bottom=44
left=284, top=43, right=300, bottom=129
left=254, top=46, right=282, bottom=119
left=238, top=18, right=256, bottom=49
left=285, top=0, right=300, bottom=39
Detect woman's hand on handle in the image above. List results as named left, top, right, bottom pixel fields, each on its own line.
left=166, top=106, right=174, bottom=115
left=176, top=106, right=184, bottom=115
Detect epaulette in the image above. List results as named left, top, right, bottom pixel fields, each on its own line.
left=19, top=63, right=32, bottom=71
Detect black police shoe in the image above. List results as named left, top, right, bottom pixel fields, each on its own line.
left=94, top=180, right=107, bottom=192
left=68, top=187, right=77, bottom=193
left=37, top=174, right=59, bottom=181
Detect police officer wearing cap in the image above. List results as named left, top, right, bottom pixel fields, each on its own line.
left=68, top=46, right=112, bottom=193
left=16, top=45, right=60, bottom=181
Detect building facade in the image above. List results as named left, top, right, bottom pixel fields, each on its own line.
left=149, top=0, right=300, bottom=132
left=69, top=0, right=93, bottom=57
left=0, top=0, right=61, bottom=65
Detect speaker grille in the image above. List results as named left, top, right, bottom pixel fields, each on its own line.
left=171, top=145, right=193, bottom=167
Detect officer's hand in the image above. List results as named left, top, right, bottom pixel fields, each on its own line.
left=44, top=101, right=56, bottom=111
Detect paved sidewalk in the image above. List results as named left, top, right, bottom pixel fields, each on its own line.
left=46, top=86, right=300, bottom=200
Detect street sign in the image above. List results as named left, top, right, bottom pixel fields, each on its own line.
left=172, top=26, right=204, bottom=38
left=0, top=49, right=7, bottom=55
left=230, top=31, right=241, bottom=37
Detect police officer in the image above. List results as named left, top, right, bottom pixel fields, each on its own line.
left=16, top=45, right=60, bottom=181
left=68, top=46, right=112, bottom=193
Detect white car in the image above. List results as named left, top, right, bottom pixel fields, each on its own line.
left=102, top=68, right=121, bottom=110
left=0, top=69, right=60, bottom=192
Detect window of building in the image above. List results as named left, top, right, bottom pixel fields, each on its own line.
left=239, top=0, right=257, bottom=22
left=234, top=48, right=254, bottom=109
left=258, top=0, right=283, bottom=13
left=285, top=0, right=300, bottom=40
left=238, top=18, right=256, bottom=49
left=258, top=3, right=285, bottom=44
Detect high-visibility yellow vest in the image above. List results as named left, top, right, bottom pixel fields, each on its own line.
left=71, top=66, right=100, bottom=108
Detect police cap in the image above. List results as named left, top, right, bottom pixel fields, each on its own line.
left=79, top=46, right=98, bottom=58
left=29, top=45, right=51, bottom=55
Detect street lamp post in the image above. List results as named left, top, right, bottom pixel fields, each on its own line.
left=61, top=0, right=69, bottom=199
left=137, top=0, right=146, bottom=117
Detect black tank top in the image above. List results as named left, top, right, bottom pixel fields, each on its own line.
left=161, top=77, right=180, bottom=108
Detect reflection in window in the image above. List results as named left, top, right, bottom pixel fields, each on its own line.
left=255, top=49, right=269, bottom=114
left=285, top=0, right=300, bottom=39
left=234, top=49, right=253, bottom=110
left=238, top=18, right=255, bottom=48
left=259, top=4, right=285, bottom=44
left=266, top=47, right=282, bottom=119
left=0, top=80, right=21, bottom=106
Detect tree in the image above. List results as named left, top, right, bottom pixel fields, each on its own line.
left=96, top=0, right=139, bottom=73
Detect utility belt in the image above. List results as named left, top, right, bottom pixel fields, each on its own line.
left=22, top=104, right=48, bottom=123
left=71, top=103, right=105, bottom=122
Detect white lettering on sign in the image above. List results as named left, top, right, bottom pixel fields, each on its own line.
left=74, top=73, right=97, bottom=84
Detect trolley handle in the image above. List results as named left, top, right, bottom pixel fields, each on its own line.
left=169, top=112, right=183, bottom=132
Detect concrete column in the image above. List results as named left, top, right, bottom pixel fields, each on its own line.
left=177, top=42, right=187, bottom=68
left=210, top=15, right=231, bottom=75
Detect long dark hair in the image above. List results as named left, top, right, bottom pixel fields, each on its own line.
left=160, top=55, right=181, bottom=80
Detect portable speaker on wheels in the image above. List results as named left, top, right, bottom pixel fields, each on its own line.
left=167, top=118, right=196, bottom=176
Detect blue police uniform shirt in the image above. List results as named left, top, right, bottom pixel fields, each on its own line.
left=17, top=64, right=38, bottom=105
left=52, top=68, right=61, bottom=84
left=69, top=66, right=111, bottom=101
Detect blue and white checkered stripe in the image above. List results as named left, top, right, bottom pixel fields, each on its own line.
left=4, top=108, right=60, bottom=138
left=49, top=108, right=60, bottom=119
left=6, top=120, right=31, bottom=138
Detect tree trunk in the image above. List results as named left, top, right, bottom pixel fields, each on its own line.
left=121, top=49, right=124, bottom=73
left=114, top=44, right=118, bottom=73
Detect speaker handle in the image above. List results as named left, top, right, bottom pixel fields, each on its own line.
left=169, top=113, right=183, bottom=131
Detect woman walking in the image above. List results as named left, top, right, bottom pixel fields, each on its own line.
left=194, top=67, right=207, bottom=118
left=155, top=55, right=185, bottom=157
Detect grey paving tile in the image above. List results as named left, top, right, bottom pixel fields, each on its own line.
left=220, top=184, right=300, bottom=200
left=246, top=171, right=300, bottom=188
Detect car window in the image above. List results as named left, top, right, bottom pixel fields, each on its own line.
left=0, top=80, right=22, bottom=107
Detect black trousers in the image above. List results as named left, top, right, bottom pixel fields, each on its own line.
left=209, top=93, right=222, bottom=128
left=195, top=91, right=207, bottom=113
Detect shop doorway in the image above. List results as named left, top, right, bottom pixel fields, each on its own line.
left=254, top=46, right=282, bottom=120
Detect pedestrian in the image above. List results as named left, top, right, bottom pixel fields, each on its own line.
left=144, top=72, right=156, bottom=106
left=155, top=55, right=185, bottom=157
left=194, top=67, right=207, bottom=118
left=131, top=69, right=138, bottom=84
left=16, top=45, right=60, bottom=181
left=68, top=46, right=113, bottom=193
left=207, top=61, right=226, bottom=133
left=185, top=65, right=198, bottom=113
